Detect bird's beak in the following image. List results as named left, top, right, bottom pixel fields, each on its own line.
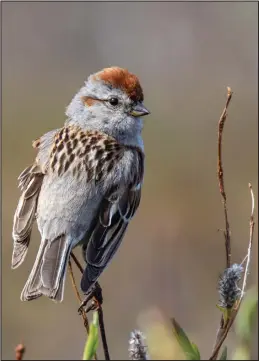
left=129, top=103, right=150, bottom=117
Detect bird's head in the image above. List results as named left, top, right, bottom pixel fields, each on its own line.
left=66, top=67, right=150, bottom=139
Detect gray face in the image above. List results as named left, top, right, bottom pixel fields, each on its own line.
left=65, top=78, right=149, bottom=140
left=83, top=80, right=135, bottom=124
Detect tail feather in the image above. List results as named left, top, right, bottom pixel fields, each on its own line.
left=41, top=235, right=68, bottom=290
left=21, top=235, right=71, bottom=302
left=20, top=239, right=47, bottom=301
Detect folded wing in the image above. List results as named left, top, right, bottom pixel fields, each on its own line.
left=81, top=148, right=144, bottom=293
left=12, top=163, right=44, bottom=269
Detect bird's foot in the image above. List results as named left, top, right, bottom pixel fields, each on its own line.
left=78, top=282, right=103, bottom=314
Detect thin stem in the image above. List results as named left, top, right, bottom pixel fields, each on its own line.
left=211, top=87, right=233, bottom=360
left=217, top=86, right=233, bottom=268
left=210, top=183, right=256, bottom=360
left=98, top=306, right=110, bottom=360
left=68, top=255, right=98, bottom=361
left=241, top=183, right=255, bottom=298
left=68, top=259, right=90, bottom=333
left=70, top=251, right=112, bottom=360
left=70, top=251, right=84, bottom=273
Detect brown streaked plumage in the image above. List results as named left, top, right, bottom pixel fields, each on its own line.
left=49, top=126, right=130, bottom=182
left=13, top=126, right=144, bottom=274
left=96, top=67, right=144, bottom=102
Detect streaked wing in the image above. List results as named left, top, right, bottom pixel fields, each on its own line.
left=12, top=163, right=44, bottom=269
left=81, top=149, right=144, bottom=293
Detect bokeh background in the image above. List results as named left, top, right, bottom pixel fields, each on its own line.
left=2, top=2, right=258, bottom=360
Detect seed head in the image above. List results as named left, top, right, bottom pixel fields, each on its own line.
left=218, top=263, right=243, bottom=309
left=129, top=330, right=149, bottom=360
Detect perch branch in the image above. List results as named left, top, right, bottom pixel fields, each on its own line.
left=210, top=183, right=256, bottom=359
left=70, top=251, right=84, bottom=273
left=68, top=256, right=98, bottom=361
left=68, top=259, right=90, bottom=333
left=98, top=306, right=110, bottom=360
left=69, top=251, right=110, bottom=360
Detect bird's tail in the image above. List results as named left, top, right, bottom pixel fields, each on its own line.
left=20, top=234, right=72, bottom=302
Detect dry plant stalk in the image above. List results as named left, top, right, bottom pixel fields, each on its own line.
left=69, top=251, right=111, bottom=360
left=15, top=343, right=25, bottom=360
left=241, top=183, right=255, bottom=299
left=68, top=254, right=98, bottom=360
left=210, top=88, right=256, bottom=360
left=68, top=259, right=90, bottom=333
left=211, top=87, right=233, bottom=358
left=210, top=184, right=255, bottom=360
left=217, top=86, right=233, bottom=268
left=98, top=305, right=111, bottom=360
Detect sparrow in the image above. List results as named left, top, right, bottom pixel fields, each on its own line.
left=12, top=66, right=150, bottom=302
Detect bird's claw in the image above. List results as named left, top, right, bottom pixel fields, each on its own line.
left=85, top=300, right=98, bottom=313
left=78, top=282, right=103, bottom=314
left=78, top=293, right=92, bottom=315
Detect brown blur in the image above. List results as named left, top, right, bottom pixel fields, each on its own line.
left=2, top=2, right=258, bottom=360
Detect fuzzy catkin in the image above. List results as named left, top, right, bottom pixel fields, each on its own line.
left=218, top=263, right=243, bottom=309
left=129, top=330, right=149, bottom=360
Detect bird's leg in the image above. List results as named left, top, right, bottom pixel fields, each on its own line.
left=78, top=282, right=103, bottom=314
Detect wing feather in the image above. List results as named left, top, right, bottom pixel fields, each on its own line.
left=81, top=148, right=144, bottom=293
left=12, top=164, right=44, bottom=269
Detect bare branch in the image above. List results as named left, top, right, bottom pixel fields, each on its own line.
left=68, top=259, right=90, bottom=333
left=217, top=86, right=233, bottom=268
left=210, top=184, right=256, bottom=360
left=69, top=251, right=111, bottom=360
left=210, top=87, right=233, bottom=359
left=240, top=183, right=255, bottom=299
left=68, top=255, right=98, bottom=360
left=70, top=251, right=84, bottom=274
left=98, top=306, right=110, bottom=360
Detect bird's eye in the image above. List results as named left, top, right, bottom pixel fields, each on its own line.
left=109, top=97, right=119, bottom=106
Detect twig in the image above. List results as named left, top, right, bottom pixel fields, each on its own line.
left=68, top=255, right=98, bottom=361
left=240, top=183, right=255, bottom=298
left=98, top=306, right=110, bottom=360
left=15, top=344, right=25, bottom=360
left=211, top=87, right=233, bottom=359
left=69, top=251, right=111, bottom=360
left=71, top=251, right=84, bottom=274
left=210, top=184, right=256, bottom=359
left=209, top=308, right=237, bottom=360
left=217, top=86, right=233, bottom=268
left=68, top=259, right=90, bottom=333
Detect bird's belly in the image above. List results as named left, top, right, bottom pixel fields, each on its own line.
left=36, top=173, right=103, bottom=242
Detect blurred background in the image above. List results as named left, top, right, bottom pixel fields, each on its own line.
left=2, top=2, right=258, bottom=360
